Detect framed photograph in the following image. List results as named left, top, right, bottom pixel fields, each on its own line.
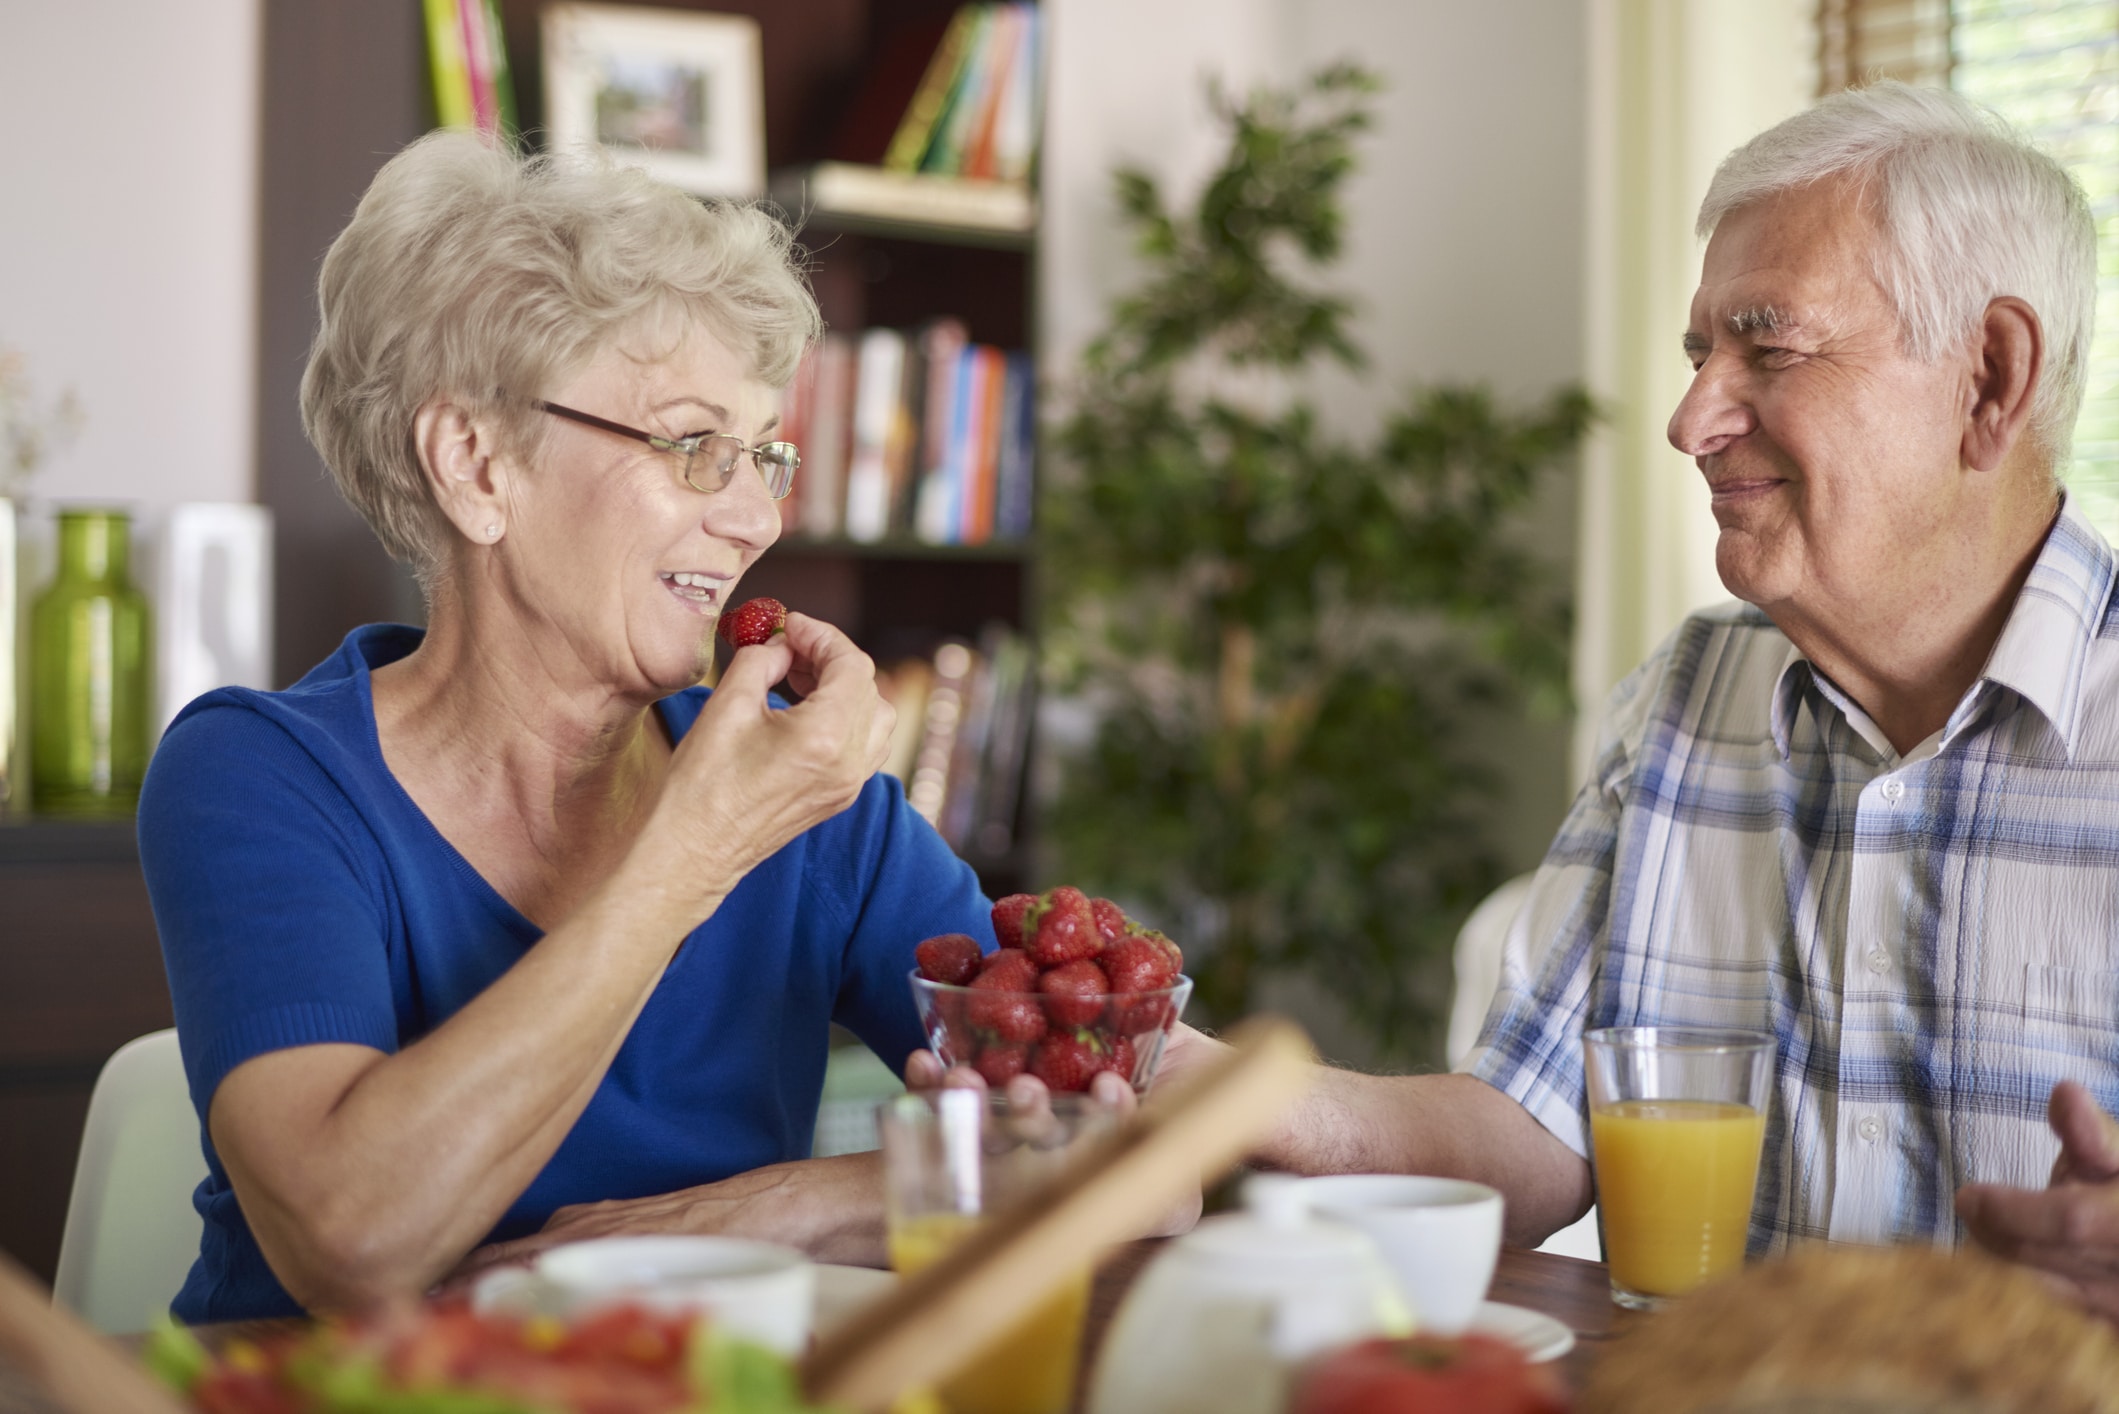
left=542, top=3, right=765, bottom=198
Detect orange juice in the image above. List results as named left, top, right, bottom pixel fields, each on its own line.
left=1590, top=1099, right=1766, bottom=1298
left=887, top=1213, right=1090, bottom=1414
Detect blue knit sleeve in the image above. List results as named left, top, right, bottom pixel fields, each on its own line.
left=812, top=772, right=995, bottom=1075
left=138, top=701, right=402, bottom=1121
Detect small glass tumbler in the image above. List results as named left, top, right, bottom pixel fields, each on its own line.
left=877, top=1089, right=1116, bottom=1414
left=1583, top=1026, right=1774, bottom=1310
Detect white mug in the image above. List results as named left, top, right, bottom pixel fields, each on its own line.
left=478, top=1235, right=816, bottom=1356
left=1298, top=1175, right=1504, bottom=1336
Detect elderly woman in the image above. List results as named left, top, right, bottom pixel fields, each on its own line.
left=137, top=132, right=993, bottom=1323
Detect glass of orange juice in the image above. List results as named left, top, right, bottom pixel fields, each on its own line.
left=877, top=1089, right=1116, bottom=1414
left=1583, top=1026, right=1774, bottom=1310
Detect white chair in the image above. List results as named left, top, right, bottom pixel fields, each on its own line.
left=1449, top=874, right=1602, bottom=1263
left=52, top=1029, right=206, bottom=1334
left=812, top=1044, right=905, bottom=1157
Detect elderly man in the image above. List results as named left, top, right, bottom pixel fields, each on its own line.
left=1201, top=80, right=2119, bottom=1314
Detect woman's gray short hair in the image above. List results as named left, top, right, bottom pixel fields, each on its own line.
left=301, top=131, right=822, bottom=575
left=1697, top=81, right=2095, bottom=466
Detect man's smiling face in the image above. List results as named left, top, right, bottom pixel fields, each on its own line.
left=1666, top=178, right=1973, bottom=630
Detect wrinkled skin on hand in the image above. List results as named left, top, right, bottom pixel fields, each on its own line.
left=1957, top=1079, right=2119, bottom=1324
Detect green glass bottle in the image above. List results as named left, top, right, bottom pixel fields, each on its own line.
left=31, top=509, right=153, bottom=816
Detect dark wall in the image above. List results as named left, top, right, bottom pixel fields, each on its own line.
left=257, top=1, right=430, bottom=683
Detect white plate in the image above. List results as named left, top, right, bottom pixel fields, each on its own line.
left=1467, top=1299, right=1575, bottom=1363
left=814, top=1262, right=896, bottom=1337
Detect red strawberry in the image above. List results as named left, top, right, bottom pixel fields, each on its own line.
left=974, top=948, right=1036, bottom=987
left=1090, top=897, right=1130, bottom=943
left=1099, top=1033, right=1138, bottom=1087
left=935, top=1015, right=979, bottom=1062
left=1037, top=959, right=1110, bottom=1029
left=1140, top=927, right=1185, bottom=973
left=716, top=596, right=788, bottom=648
left=974, top=1042, right=1030, bottom=1086
left=1023, top=886, right=1101, bottom=968
left=967, top=956, right=1045, bottom=1043
left=1031, top=1034, right=1104, bottom=1093
left=1117, top=994, right=1177, bottom=1035
left=1102, top=933, right=1178, bottom=994
left=990, top=893, right=1037, bottom=949
left=915, top=933, right=985, bottom=986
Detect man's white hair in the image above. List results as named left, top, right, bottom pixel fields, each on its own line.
left=1698, top=81, right=2096, bottom=466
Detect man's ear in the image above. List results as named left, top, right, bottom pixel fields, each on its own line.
left=1962, top=295, right=2043, bottom=474
left=413, top=398, right=510, bottom=545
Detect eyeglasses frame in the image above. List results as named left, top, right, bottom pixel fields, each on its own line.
left=532, top=399, right=801, bottom=499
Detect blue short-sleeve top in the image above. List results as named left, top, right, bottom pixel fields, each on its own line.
left=137, top=624, right=990, bottom=1323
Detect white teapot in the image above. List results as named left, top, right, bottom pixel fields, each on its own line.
left=1086, top=1176, right=1411, bottom=1414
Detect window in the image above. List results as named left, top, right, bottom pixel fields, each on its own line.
left=1818, top=0, right=2119, bottom=529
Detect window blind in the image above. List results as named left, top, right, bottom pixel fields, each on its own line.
left=1817, top=0, right=1953, bottom=92
left=1816, top=0, right=2119, bottom=531
left=1953, top=1, right=2119, bottom=527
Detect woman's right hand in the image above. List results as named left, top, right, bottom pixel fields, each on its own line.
left=650, top=610, right=896, bottom=901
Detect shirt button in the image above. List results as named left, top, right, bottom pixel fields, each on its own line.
left=1866, top=950, right=1889, bottom=975
left=1880, top=779, right=1905, bottom=803
left=1858, top=1115, right=1884, bottom=1142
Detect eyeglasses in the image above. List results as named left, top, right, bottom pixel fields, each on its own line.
left=534, top=399, right=801, bottom=499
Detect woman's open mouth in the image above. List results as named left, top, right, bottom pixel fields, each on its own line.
left=659, top=571, right=726, bottom=614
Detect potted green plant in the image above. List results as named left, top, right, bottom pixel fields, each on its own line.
left=1042, top=66, right=1593, bottom=1064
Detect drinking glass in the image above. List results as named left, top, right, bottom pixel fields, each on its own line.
left=1583, top=1026, right=1774, bottom=1310
left=877, top=1089, right=1116, bottom=1414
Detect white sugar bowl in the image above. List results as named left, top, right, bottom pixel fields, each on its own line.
left=1087, top=1176, right=1411, bottom=1414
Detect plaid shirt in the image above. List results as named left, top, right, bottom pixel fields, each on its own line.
left=1465, top=497, right=2119, bottom=1250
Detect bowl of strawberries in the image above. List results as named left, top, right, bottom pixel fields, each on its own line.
left=911, top=886, right=1192, bottom=1094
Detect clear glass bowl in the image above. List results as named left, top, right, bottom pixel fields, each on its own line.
left=908, top=972, right=1194, bottom=1095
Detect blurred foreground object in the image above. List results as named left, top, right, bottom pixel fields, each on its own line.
left=0, top=1247, right=186, bottom=1414
left=1580, top=1244, right=2119, bottom=1414
left=1292, top=1334, right=1566, bottom=1414
left=803, top=1015, right=1313, bottom=1411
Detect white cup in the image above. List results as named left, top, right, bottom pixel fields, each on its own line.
left=522, top=1235, right=816, bottom=1355
left=1297, top=1175, right=1504, bottom=1336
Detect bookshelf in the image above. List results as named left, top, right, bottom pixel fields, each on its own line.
left=497, top=0, right=1044, bottom=892
left=252, top=1, right=1043, bottom=893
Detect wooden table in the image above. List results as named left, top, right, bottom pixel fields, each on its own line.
left=1082, top=1240, right=1637, bottom=1397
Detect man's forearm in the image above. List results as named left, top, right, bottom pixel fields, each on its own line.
left=1254, top=1070, right=1592, bottom=1247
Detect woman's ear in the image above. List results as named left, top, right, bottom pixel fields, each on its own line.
left=1961, top=295, right=2042, bottom=474
left=414, top=398, right=511, bottom=546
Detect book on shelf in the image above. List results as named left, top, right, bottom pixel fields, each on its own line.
left=773, top=3, right=1042, bottom=238
left=833, top=13, right=957, bottom=167
left=882, top=7, right=983, bottom=172
left=785, top=325, right=1034, bottom=548
left=422, top=0, right=516, bottom=142
left=879, top=625, right=1035, bottom=859
left=888, top=4, right=1042, bottom=182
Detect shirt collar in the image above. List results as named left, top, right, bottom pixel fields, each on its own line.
left=1976, top=494, right=2116, bottom=757
left=1767, top=494, right=2117, bottom=762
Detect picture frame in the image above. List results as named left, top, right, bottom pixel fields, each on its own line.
left=541, top=3, right=765, bottom=198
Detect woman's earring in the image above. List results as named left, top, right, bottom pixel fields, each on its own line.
left=485, top=524, right=501, bottom=540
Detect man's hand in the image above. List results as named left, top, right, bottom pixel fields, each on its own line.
left=901, top=1021, right=1225, bottom=1117
left=900, top=1023, right=1223, bottom=1236
left=1957, top=1080, right=2119, bottom=1322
